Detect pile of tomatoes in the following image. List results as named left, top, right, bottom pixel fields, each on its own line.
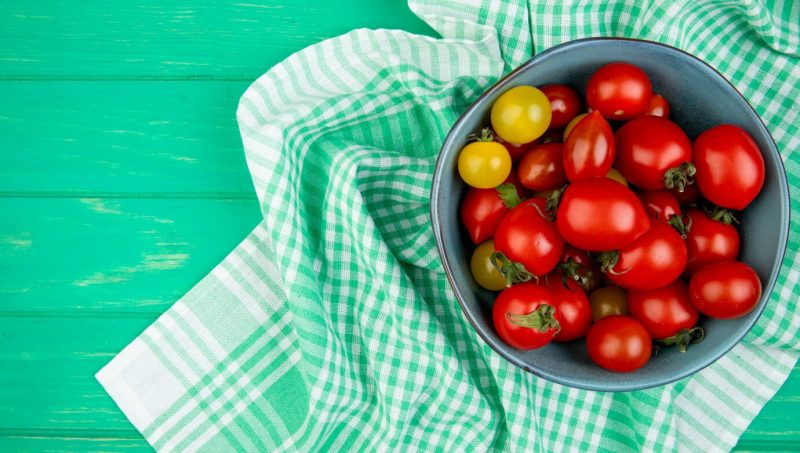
left=458, top=62, right=766, bottom=372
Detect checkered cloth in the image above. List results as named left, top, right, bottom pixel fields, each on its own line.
left=97, top=1, right=800, bottom=451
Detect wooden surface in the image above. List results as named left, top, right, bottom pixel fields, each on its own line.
left=0, top=1, right=797, bottom=451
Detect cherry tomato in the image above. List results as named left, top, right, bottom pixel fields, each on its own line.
left=689, top=261, right=762, bottom=319
left=563, top=113, right=587, bottom=141
left=458, top=136, right=512, bottom=189
left=693, top=125, right=765, bottom=210
left=556, top=177, right=650, bottom=251
left=642, top=93, right=670, bottom=118
left=601, top=222, right=687, bottom=290
left=670, top=183, right=702, bottom=206
left=564, top=111, right=615, bottom=182
left=545, top=276, right=592, bottom=342
left=539, top=84, right=581, bottom=129
left=470, top=240, right=507, bottom=291
left=586, top=62, right=652, bottom=120
left=518, top=143, right=567, bottom=191
left=589, top=286, right=629, bottom=321
left=587, top=315, right=652, bottom=372
left=493, top=283, right=560, bottom=349
left=606, top=168, right=628, bottom=186
left=494, top=198, right=564, bottom=277
left=459, top=173, right=526, bottom=244
left=558, top=244, right=602, bottom=292
left=637, top=189, right=681, bottom=222
left=614, top=116, right=693, bottom=191
left=684, top=208, right=740, bottom=275
left=628, top=281, right=698, bottom=340
left=491, top=86, right=552, bottom=144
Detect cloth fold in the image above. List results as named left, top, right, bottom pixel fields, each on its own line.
left=98, top=1, right=800, bottom=451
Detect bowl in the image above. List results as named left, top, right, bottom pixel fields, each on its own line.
left=430, top=38, right=790, bottom=391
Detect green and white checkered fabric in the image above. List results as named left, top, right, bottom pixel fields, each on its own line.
left=97, top=1, right=800, bottom=451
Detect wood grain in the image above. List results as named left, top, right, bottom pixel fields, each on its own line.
left=0, top=81, right=255, bottom=195
left=0, top=0, right=436, bottom=79
left=0, top=0, right=796, bottom=450
left=0, top=197, right=260, bottom=313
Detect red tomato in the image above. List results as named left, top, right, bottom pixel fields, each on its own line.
left=493, top=283, right=560, bottom=349
left=540, top=84, right=582, bottom=129
left=518, top=143, right=567, bottom=191
left=545, top=276, right=592, bottom=342
left=459, top=173, right=526, bottom=244
left=670, top=183, right=702, bottom=205
left=586, top=62, right=652, bottom=120
left=587, top=315, right=652, bottom=372
left=614, top=116, right=693, bottom=190
left=602, top=221, right=688, bottom=290
left=494, top=198, right=564, bottom=277
left=684, top=208, right=740, bottom=275
left=628, top=281, right=699, bottom=340
left=495, top=136, right=538, bottom=163
left=689, top=261, right=762, bottom=319
left=558, top=244, right=603, bottom=292
left=693, top=125, right=765, bottom=210
left=556, top=177, right=650, bottom=251
left=564, top=111, right=615, bottom=182
left=642, top=93, right=670, bottom=118
left=637, top=189, right=681, bottom=222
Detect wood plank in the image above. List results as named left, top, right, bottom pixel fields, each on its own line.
left=0, top=197, right=260, bottom=313
left=0, top=0, right=435, bottom=79
left=0, top=316, right=155, bottom=431
left=0, top=81, right=257, bottom=195
left=0, top=434, right=149, bottom=453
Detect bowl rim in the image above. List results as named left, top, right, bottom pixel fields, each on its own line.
left=430, top=36, right=791, bottom=391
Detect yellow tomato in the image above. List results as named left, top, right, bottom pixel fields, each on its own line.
left=563, top=112, right=588, bottom=141
left=606, top=168, right=629, bottom=186
left=589, top=286, right=629, bottom=321
left=457, top=140, right=511, bottom=188
left=470, top=240, right=507, bottom=291
left=491, top=86, right=552, bottom=144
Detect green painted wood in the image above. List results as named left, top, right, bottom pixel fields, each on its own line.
left=0, top=317, right=156, bottom=432
left=0, top=0, right=436, bottom=79
left=0, top=197, right=260, bottom=313
left=0, top=435, right=150, bottom=453
left=0, top=81, right=255, bottom=195
left=0, top=0, right=796, bottom=450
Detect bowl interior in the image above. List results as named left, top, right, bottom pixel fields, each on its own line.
left=431, top=38, right=790, bottom=391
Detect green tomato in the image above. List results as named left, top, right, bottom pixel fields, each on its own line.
left=470, top=240, right=506, bottom=291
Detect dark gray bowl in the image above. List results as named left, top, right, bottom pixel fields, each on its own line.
left=431, top=38, right=790, bottom=391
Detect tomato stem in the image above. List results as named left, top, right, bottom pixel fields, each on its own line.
left=702, top=203, right=739, bottom=225
left=467, top=127, right=496, bottom=143
left=506, top=304, right=560, bottom=332
left=491, top=251, right=535, bottom=287
left=558, top=258, right=589, bottom=291
left=544, top=184, right=567, bottom=218
left=655, top=327, right=705, bottom=353
left=496, top=183, right=524, bottom=209
left=596, top=250, right=630, bottom=275
left=663, top=162, right=696, bottom=192
left=668, top=214, right=692, bottom=239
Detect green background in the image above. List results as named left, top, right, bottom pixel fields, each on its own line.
left=0, top=1, right=797, bottom=451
